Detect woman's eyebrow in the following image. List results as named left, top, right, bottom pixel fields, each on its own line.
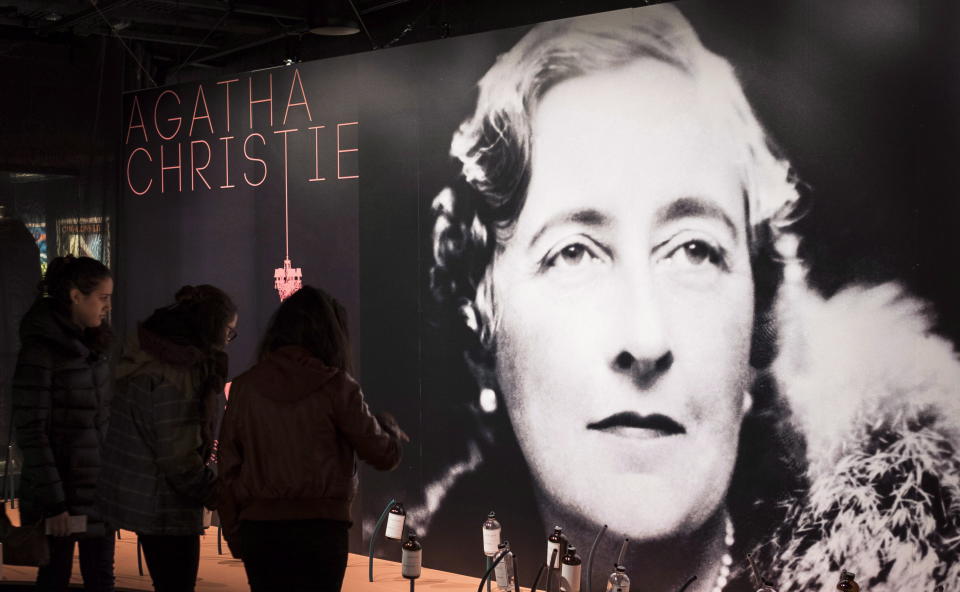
left=655, top=196, right=738, bottom=240
left=528, top=208, right=611, bottom=249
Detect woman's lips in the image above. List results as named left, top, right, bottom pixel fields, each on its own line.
left=586, top=412, right=686, bottom=439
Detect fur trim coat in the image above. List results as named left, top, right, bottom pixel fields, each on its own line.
left=756, top=276, right=960, bottom=591
left=396, top=278, right=960, bottom=591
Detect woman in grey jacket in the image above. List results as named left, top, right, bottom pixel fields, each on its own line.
left=98, top=284, right=237, bottom=592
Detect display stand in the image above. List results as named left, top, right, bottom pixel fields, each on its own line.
left=485, top=555, right=492, bottom=592
left=530, top=548, right=558, bottom=592
left=678, top=575, right=698, bottom=592
left=368, top=497, right=396, bottom=582
left=2, top=442, right=13, bottom=507
left=616, top=538, right=629, bottom=566
left=477, top=548, right=512, bottom=592
left=585, top=524, right=607, bottom=592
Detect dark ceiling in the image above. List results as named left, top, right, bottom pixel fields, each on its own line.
left=0, top=0, right=658, bottom=88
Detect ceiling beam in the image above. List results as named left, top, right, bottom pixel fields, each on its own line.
left=39, top=0, right=140, bottom=34
left=106, top=29, right=219, bottom=48
left=360, top=0, right=412, bottom=16
left=186, top=27, right=304, bottom=66
left=146, top=1, right=305, bottom=22
left=109, top=9, right=275, bottom=35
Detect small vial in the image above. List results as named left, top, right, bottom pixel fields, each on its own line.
left=606, top=564, right=630, bottom=592
left=385, top=502, right=406, bottom=540
left=482, top=511, right=502, bottom=556
left=493, top=541, right=515, bottom=592
left=836, top=570, right=859, bottom=592
left=401, top=532, right=423, bottom=579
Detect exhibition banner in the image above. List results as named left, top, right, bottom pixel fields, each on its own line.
left=121, top=2, right=960, bottom=590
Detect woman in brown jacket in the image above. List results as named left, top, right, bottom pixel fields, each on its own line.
left=217, top=285, right=408, bottom=592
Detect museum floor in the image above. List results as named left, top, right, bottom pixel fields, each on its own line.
left=2, top=503, right=490, bottom=591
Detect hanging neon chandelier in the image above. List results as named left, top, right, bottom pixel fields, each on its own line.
left=273, top=161, right=302, bottom=301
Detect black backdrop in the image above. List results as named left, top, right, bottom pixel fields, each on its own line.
left=120, top=0, right=960, bottom=580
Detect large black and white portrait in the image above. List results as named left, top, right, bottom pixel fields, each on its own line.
left=358, top=3, right=960, bottom=592
left=116, top=1, right=959, bottom=590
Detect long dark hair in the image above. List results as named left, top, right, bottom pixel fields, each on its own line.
left=40, top=254, right=113, bottom=350
left=258, top=285, right=354, bottom=374
left=140, top=284, right=237, bottom=454
left=142, top=284, right=237, bottom=353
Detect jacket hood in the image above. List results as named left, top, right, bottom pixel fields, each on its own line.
left=19, top=297, right=87, bottom=357
left=240, top=345, right=340, bottom=403
left=116, top=333, right=147, bottom=380
left=116, top=326, right=223, bottom=379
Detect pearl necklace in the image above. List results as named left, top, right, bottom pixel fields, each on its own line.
left=712, top=515, right=735, bottom=592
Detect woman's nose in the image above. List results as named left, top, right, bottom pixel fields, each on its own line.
left=608, top=269, right=673, bottom=386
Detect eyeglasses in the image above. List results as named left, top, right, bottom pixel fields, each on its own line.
left=226, top=326, right=238, bottom=343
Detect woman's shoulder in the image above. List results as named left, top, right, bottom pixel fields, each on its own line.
left=18, top=299, right=87, bottom=358
left=231, top=350, right=346, bottom=404
left=774, top=281, right=960, bottom=473
left=116, top=334, right=193, bottom=394
left=765, top=280, right=960, bottom=589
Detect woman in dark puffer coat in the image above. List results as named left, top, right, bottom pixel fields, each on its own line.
left=13, top=255, right=115, bottom=592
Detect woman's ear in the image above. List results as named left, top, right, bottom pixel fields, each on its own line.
left=70, top=287, right=82, bottom=305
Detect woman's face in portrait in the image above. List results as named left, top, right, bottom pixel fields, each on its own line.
left=491, top=59, right=755, bottom=540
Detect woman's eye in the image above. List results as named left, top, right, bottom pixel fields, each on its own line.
left=545, top=242, right=598, bottom=269
left=664, top=240, right=727, bottom=270
left=559, top=244, right=588, bottom=265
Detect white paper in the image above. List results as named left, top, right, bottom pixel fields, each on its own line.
left=45, top=514, right=87, bottom=535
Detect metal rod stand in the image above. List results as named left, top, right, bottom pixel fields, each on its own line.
left=368, top=497, right=396, bottom=582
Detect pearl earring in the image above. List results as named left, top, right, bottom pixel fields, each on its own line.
left=742, top=390, right=753, bottom=415
left=479, top=388, right=497, bottom=413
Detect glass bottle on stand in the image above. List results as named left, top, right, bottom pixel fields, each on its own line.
left=560, top=544, right=582, bottom=592
left=385, top=502, right=406, bottom=540
left=494, top=541, right=516, bottom=592
left=605, top=564, right=630, bottom=592
left=836, top=570, right=860, bottom=592
left=483, top=511, right=502, bottom=557
left=401, top=531, right=423, bottom=579
left=546, top=525, right=567, bottom=590
left=546, top=526, right=565, bottom=567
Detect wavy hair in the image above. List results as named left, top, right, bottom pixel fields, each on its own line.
left=430, top=4, right=801, bottom=366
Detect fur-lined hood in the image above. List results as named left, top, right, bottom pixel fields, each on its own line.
left=759, top=272, right=960, bottom=591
